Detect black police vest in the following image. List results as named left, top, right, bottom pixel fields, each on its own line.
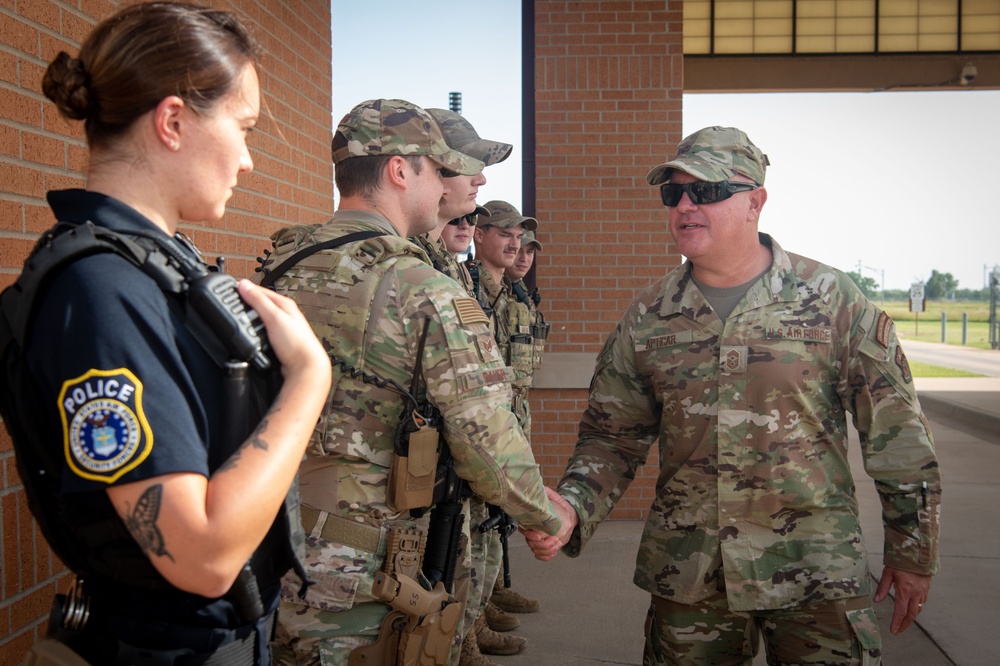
left=0, top=221, right=299, bottom=605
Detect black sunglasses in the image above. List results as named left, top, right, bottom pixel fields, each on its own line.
left=659, top=180, right=758, bottom=207
left=447, top=215, right=476, bottom=226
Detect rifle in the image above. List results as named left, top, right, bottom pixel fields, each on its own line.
left=415, top=402, right=471, bottom=595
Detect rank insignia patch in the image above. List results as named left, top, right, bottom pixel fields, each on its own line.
left=59, top=368, right=152, bottom=483
left=720, top=345, right=747, bottom=374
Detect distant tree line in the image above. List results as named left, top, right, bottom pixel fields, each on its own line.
left=847, top=269, right=993, bottom=301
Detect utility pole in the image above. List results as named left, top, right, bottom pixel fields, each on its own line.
left=859, top=262, right=886, bottom=304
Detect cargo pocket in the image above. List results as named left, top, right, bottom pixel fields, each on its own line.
left=846, top=607, right=882, bottom=666
left=280, top=534, right=371, bottom=612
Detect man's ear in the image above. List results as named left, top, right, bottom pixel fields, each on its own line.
left=153, top=95, right=186, bottom=152
left=748, top=186, right=767, bottom=221
left=473, top=226, right=485, bottom=243
left=384, top=155, right=409, bottom=190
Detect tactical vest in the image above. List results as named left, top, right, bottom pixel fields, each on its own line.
left=0, top=221, right=302, bottom=605
left=511, top=280, right=550, bottom=373
left=255, top=224, right=425, bottom=483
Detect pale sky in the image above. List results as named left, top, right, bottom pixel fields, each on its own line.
left=331, top=1, right=1000, bottom=292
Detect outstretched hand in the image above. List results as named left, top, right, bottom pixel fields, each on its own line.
left=874, top=566, right=932, bottom=634
left=521, top=487, right=578, bottom=561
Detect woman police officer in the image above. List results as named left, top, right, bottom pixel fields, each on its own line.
left=14, top=2, right=331, bottom=663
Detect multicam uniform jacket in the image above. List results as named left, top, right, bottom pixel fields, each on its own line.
left=476, top=270, right=534, bottom=435
left=557, top=234, right=941, bottom=612
left=260, top=211, right=560, bottom=624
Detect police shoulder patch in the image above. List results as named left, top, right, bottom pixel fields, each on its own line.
left=59, top=368, right=152, bottom=484
left=453, top=297, right=489, bottom=327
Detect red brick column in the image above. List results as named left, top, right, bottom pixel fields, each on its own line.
left=0, top=1, right=332, bottom=658
left=530, top=0, right=684, bottom=519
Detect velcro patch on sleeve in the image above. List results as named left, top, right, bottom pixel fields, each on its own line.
left=59, top=368, right=152, bottom=484
left=895, top=345, right=913, bottom=383
left=453, top=297, right=490, bottom=327
left=460, top=366, right=515, bottom=392
left=874, top=311, right=894, bottom=349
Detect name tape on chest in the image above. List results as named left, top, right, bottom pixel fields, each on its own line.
left=764, top=326, right=832, bottom=343
left=641, top=325, right=832, bottom=352
left=640, top=330, right=695, bottom=351
left=59, top=368, right=152, bottom=483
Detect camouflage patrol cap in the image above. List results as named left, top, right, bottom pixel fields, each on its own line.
left=482, top=200, right=537, bottom=231
left=520, top=230, right=542, bottom=252
left=427, top=108, right=513, bottom=166
left=646, top=126, right=770, bottom=186
left=332, top=99, right=484, bottom=176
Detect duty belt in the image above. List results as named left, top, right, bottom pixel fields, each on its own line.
left=300, top=506, right=382, bottom=553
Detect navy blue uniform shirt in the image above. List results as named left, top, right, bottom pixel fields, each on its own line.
left=26, top=189, right=276, bottom=633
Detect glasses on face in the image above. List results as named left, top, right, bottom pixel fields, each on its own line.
left=659, top=180, right=758, bottom=207
left=447, top=215, right=476, bottom=226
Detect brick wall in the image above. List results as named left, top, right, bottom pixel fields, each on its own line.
left=0, top=1, right=332, bottom=659
left=530, top=1, right=684, bottom=517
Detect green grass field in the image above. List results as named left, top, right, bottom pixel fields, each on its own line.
left=907, top=360, right=984, bottom=378
left=882, top=300, right=994, bottom=349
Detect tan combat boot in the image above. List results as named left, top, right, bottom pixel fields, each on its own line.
left=475, top=612, right=527, bottom=656
left=484, top=601, right=520, bottom=632
left=459, top=621, right=501, bottom=666
left=490, top=584, right=541, bottom=614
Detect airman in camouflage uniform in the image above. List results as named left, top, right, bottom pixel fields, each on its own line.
left=439, top=206, right=484, bottom=297
left=418, top=111, right=527, bottom=665
left=505, top=230, right=550, bottom=378
left=472, top=201, right=547, bottom=627
left=261, top=99, right=561, bottom=666
left=529, top=126, right=942, bottom=666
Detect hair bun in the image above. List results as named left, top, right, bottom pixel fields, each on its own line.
left=42, top=51, right=91, bottom=121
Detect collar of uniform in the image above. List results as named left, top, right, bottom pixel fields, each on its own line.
left=746, top=233, right=800, bottom=306
left=47, top=188, right=202, bottom=265
left=658, top=233, right=799, bottom=324
left=477, top=268, right=509, bottom=300
left=48, top=189, right=174, bottom=240
left=331, top=208, right=401, bottom=237
left=411, top=233, right=449, bottom=259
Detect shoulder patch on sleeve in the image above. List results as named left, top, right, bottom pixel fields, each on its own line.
left=59, top=368, right=152, bottom=484
left=454, top=297, right=490, bottom=327
left=874, top=311, right=894, bottom=349
left=895, top=345, right=913, bottom=383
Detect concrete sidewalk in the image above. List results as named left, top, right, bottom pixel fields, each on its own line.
left=489, top=380, right=1000, bottom=665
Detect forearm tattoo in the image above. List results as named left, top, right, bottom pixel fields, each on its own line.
left=124, top=484, right=175, bottom=562
left=216, top=416, right=271, bottom=473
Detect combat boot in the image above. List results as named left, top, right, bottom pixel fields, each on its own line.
left=491, top=584, right=541, bottom=614
left=475, top=613, right=527, bottom=656
left=459, top=622, right=501, bottom=666
left=484, top=601, right=520, bottom=632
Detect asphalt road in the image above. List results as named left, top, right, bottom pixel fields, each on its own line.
left=899, top=338, right=1000, bottom=376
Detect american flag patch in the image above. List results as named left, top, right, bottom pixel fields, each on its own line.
left=454, top=297, right=489, bottom=326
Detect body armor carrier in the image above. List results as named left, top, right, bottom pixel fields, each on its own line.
left=0, top=221, right=300, bottom=610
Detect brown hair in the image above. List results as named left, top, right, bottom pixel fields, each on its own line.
left=42, top=2, right=260, bottom=149
left=333, top=142, right=425, bottom=201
